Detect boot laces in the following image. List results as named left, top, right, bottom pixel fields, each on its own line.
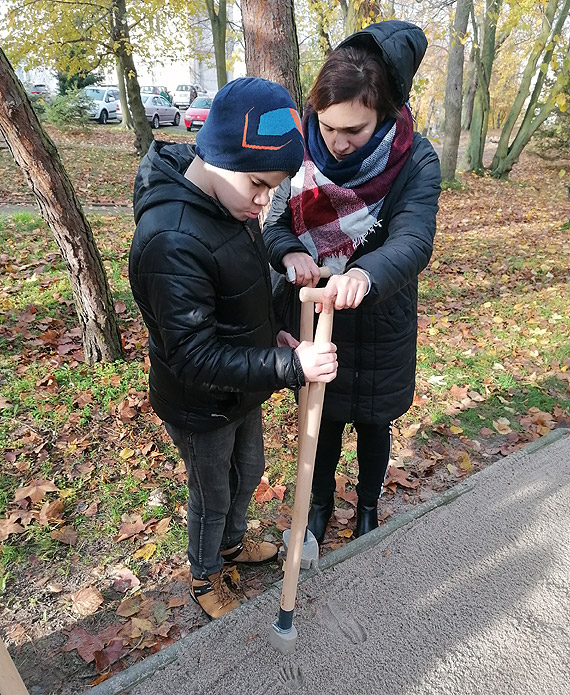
left=213, top=568, right=239, bottom=607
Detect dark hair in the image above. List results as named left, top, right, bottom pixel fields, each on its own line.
left=307, top=45, right=401, bottom=123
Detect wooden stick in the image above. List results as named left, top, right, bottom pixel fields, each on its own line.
left=0, top=639, right=30, bottom=695
left=280, top=298, right=334, bottom=614
left=297, top=272, right=331, bottom=455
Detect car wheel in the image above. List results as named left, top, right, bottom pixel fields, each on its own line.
left=186, top=126, right=192, bottom=132
left=152, top=114, right=160, bottom=129
left=174, top=112, right=180, bottom=126
left=99, top=109, right=108, bottom=125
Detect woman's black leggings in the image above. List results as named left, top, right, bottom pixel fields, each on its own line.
left=311, top=419, right=392, bottom=507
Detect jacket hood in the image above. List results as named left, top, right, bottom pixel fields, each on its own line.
left=336, top=20, right=427, bottom=107
left=133, top=142, right=221, bottom=223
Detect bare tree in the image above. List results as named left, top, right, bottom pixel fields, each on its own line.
left=241, top=0, right=302, bottom=111
left=0, top=48, right=123, bottom=363
left=205, top=0, right=228, bottom=89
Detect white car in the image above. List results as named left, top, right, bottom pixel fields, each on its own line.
left=82, top=86, right=120, bottom=124
left=172, top=84, right=197, bottom=109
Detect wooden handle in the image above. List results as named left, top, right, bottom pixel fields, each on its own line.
left=0, top=640, right=30, bottom=695
left=299, top=287, right=327, bottom=304
left=280, top=306, right=335, bottom=613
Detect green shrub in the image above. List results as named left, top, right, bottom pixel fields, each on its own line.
left=44, top=88, right=91, bottom=127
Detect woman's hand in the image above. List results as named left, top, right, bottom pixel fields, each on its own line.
left=295, top=340, right=338, bottom=383
left=282, top=252, right=321, bottom=287
left=277, top=330, right=299, bottom=348
left=317, top=269, right=369, bottom=314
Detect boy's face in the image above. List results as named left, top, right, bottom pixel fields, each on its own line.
left=208, top=167, right=289, bottom=222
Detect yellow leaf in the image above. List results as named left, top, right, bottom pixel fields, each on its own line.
left=337, top=529, right=353, bottom=538
left=450, top=425, right=463, bottom=434
left=401, top=423, right=421, bottom=438
left=431, top=260, right=440, bottom=270
left=59, top=488, right=75, bottom=500
left=120, top=447, right=135, bottom=460
left=230, top=566, right=240, bottom=583
left=458, top=451, right=472, bottom=471
left=133, top=543, right=156, bottom=561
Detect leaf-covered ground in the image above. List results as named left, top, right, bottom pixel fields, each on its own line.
left=0, top=123, right=193, bottom=206
left=1, top=128, right=569, bottom=694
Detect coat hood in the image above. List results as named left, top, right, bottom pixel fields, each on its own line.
left=133, top=141, right=223, bottom=223
left=336, top=20, right=427, bottom=107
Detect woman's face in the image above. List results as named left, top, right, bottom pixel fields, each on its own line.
left=317, top=100, right=378, bottom=161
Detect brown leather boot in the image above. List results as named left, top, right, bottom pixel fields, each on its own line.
left=221, top=538, right=278, bottom=564
left=190, top=570, right=242, bottom=619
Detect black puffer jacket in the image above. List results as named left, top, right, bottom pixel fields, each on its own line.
left=129, top=142, right=304, bottom=431
left=263, top=22, right=441, bottom=425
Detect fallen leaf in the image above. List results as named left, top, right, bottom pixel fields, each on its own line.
left=68, top=586, right=104, bottom=616
left=14, top=479, right=59, bottom=505
left=114, top=515, right=146, bottom=542
left=400, top=423, right=421, bottom=438
left=133, top=543, right=157, bottom=562
left=337, top=529, right=353, bottom=538
left=117, top=595, right=141, bottom=617
left=119, top=447, right=135, bottom=460
left=112, top=567, right=140, bottom=593
left=493, top=417, right=512, bottom=434
left=167, top=596, right=186, bottom=609
left=0, top=515, right=25, bottom=542
left=51, top=526, right=78, bottom=545
left=61, top=626, right=104, bottom=663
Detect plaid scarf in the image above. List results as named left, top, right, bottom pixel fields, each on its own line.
left=289, top=105, right=413, bottom=271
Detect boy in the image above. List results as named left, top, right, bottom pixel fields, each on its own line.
left=129, top=78, right=337, bottom=620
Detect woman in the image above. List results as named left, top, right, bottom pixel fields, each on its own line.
left=263, top=20, right=441, bottom=543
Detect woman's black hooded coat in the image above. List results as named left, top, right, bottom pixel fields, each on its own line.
left=263, top=21, right=441, bottom=425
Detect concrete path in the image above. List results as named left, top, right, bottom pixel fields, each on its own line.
left=87, top=428, right=570, bottom=695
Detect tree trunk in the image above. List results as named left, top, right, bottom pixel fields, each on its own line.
left=111, top=0, right=153, bottom=155
left=205, top=0, right=228, bottom=89
left=440, top=0, right=472, bottom=181
left=421, top=97, right=435, bottom=137
left=464, top=0, right=502, bottom=173
left=116, top=54, right=134, bottom=131
left=461, top=44, right=477, bottom=130
left=344, top=1, right=382, bottom=35
left=491, top=0, right=570, bottom=176
left=0, top=48, right=123, bottom=363
left=241, top=0, right=302, bottom=111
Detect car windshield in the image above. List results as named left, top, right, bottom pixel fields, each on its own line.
left=140, top=87, right=153, bottom=93
left=83, top=88, right=105, bottom=100
left=176, top=85, right=191, bottom=91
left=191, top=98, right=212, bottom=109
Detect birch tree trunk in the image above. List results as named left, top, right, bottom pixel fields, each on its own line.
left=0, top=48, right=123, bottom=363
left=241, top=0, right=302, bottom=111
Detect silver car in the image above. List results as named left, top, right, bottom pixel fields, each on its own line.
left=142, top=94, right=181, bottom=128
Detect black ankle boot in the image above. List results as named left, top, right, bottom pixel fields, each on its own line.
left=307, top=497, right=334, bottom=544
left=355, top=501, right=378, bottom=538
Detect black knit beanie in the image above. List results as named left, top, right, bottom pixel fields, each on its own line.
left=195, top=77, right=304, bottom=176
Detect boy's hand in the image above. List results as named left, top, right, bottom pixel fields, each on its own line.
left=277, top=330, right=299, bottom=348
left=316, top=271, right=368, bottom=314
left=283, top=252, right=321, bottom=287
left=295, top=341, right=338, bottom=383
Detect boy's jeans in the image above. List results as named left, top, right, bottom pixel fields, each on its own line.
left=164, top=407, right=264, bottom=579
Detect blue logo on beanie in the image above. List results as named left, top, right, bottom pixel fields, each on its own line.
left=242, top=106, right=303, bottom=151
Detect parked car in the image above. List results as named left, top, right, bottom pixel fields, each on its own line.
left=172, top=84, right=198, bottom=109
left=82, top=85, right=120, bottom=124
left=28, top=84, right=51, bottom=100
left=140, top=85, right=172, bottom=103
left=184, top=96, right=214, bottom=131
left=142, top=94, right=180, bottom=128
